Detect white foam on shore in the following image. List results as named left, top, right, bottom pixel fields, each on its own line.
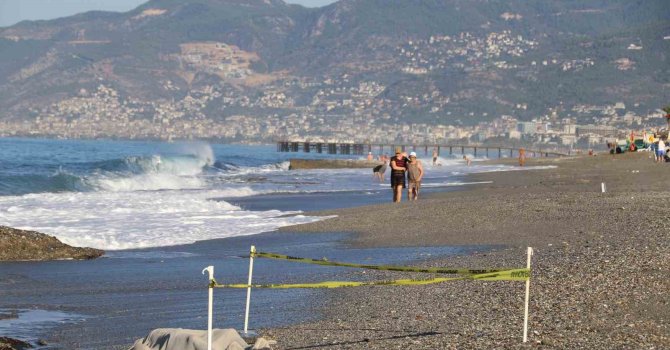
left=0, top=188, right=323, bottom=250
left=0, top=149, right=555, bottom=251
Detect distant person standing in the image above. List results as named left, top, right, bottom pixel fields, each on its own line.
left=657, top=139, right=666, bottom=163
left=407, top=152, right=424, bottom=201
left=432, top=148, right=438, bottom=166
left=372, top=154, right=388, bottom=182
left=462, top=155, right=471, bottom=166
left=518, top=148, right=526, bottom=166
left=650, top=136, right=658, bottom=162
left=390, top=149, right=408, bottom=203
left=367, top=151, right=373, bottom=161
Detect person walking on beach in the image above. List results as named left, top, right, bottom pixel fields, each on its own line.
left=407, top=152, right=424, bottom=201
left=650, top=135, right=658, bottom=162
left=432, top=148, right=438, bottom=166
left=372, top=154, right=388, bottom=182
left=390, top=149, right=408, bottom=202
left=518, top=148, right=526, bottom=166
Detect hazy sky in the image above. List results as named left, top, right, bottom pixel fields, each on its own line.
left=0, top=0, right=337, bottom=27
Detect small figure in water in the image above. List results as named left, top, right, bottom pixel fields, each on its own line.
left=407, top=152, right=424, bottom=201
left=372, top=154, right=388, bottom=182
left=432, top=148, right=438, bottom=166
left=366, top=151, right=373, bottom=161
left=462, top=155, right=471, bottom=166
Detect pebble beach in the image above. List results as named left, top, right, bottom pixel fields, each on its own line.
left=262, top=152, right=669, bottom=349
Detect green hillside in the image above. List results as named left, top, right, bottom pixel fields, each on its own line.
left=0, top=0, right=668, bottom=127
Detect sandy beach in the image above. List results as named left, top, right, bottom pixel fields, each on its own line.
left=262, top=152, right=669, bottom=349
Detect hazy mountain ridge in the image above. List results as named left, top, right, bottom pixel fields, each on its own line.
left=0, top=0, right=668, bottom=131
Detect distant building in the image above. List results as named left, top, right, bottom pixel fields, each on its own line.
left=471, top=132, right=488, bottom=142
left=518, top=121, right=536, bottom=134
left=562, top=124, right=577, bottom=134
left=560, top=135, right=577, bottom=145
left=507, top=130, right=521, bottom=139
left=576, top=125, right=617, bottom=137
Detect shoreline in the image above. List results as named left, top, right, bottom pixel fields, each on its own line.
left=2, top=152, right=667, bottom=349
left=262, top=152, right=669, bottom=349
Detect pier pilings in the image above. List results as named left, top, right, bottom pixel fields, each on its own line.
left=275, top=141, right=570, bottom=158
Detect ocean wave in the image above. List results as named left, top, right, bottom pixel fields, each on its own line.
left=61, top=155, right=211, bottom=193
left=0, top=148, right=218, bottom=195
left=0, top=157, right=291, bottom=195
left=88, top=172, right=205, bottom=192
left=0, top=170, right=89, bottom=195
left=96, top=154, right=210, bottom=176
left=0, top=189, right=321, bottom=250
left=213, top=160, right=290, bottom=175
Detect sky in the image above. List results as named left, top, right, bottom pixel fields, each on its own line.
left=0, top=0, right=338, bottom=27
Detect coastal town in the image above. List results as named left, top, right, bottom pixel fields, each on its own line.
left=1, top=1, right=670, bottom=350
left=1, top=24, right=664, bottom=151
left=0, top=81, right=666, bottom=151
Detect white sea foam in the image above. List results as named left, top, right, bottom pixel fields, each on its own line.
left=0, top=188, right=323, bottom=250
left=91, top=173, right=206, bottom=192
left=86, top=149, right=215, bottom=192
left=173, top=142, right=215, bottom=167
left=0, top=139, right=554, bottom=252
left=215, top=161, right=290, bottom=178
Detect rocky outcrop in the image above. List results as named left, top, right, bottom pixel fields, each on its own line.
left=289, top=158, right=381, bottom=170
left=0, top=226, right=104, bottom=261
left=0, top=337, right=31, bottom=350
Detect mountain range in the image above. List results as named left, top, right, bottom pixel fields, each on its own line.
left=1, top=0, right=669, bottom=132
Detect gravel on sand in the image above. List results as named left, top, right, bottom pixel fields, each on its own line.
left=262, top=152, right=669, bottom=349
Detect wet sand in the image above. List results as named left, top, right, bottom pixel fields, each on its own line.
left=263, top=152, right=669, bottom=349
left=0, top=231, right=477, bottom=349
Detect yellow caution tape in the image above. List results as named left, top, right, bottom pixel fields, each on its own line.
left=209, top=268, right=529, bottom=289
left=252, top=251, right=510, bottom=275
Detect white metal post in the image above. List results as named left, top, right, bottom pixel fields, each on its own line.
left=523, top=247, right=533, bottom=343
left=601, top=182, right=606, bottom=193
left=202, top=266, right=214, bottom=350
left=243, top=245, right=256, bottom=335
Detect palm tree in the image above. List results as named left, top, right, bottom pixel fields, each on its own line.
left=664, top=105, right=670, bottom=130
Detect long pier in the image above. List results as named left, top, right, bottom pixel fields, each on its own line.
left=276, top=141, right=571, bottom=158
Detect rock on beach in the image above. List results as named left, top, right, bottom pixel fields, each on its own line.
left=0, top=226, right=104, bottom=261
left=0, top=337, right=32, bottom=350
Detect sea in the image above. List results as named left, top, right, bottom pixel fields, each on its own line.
left=0, top=137, right=526, bottom=349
